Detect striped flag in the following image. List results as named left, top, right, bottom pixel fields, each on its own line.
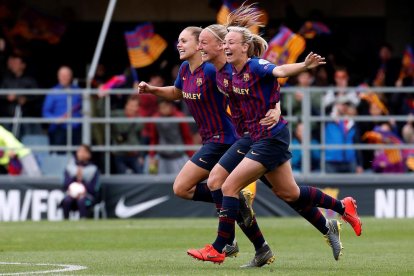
left=362, top=127, right=403, bottom=165
left=216, top=0, right=268, bottom=34
left=299, top=21, right=331, bottom=39
left=124, top=23, right=167, bottom=68
left=263, top=26, right=306, bottom=85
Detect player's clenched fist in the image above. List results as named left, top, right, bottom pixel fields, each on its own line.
left=137, top=81, right=150, bottom=94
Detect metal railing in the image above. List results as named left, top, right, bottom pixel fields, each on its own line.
left=1, top=86, right=413, bottom=176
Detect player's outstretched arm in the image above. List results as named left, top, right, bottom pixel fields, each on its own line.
left=272, top=52, right=326, bottom=78
left=137, top=81, right=183, bottom=101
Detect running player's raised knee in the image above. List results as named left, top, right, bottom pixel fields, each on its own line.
left=207, top=168, right=227, bottom=191
left=173, top=181, right=192, bottom=199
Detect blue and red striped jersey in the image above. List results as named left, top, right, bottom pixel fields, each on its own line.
left=216, top=62, right=247, bottom=137
left=230, top=57, right=287, bottom=141
left=175, top=61, right=237, bottom=144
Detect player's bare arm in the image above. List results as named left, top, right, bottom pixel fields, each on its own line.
left=137, top=81, right=183, bottom=100
left=272, top=52, right=326, bottom=78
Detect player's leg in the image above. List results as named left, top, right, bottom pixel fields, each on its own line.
left=265, top=162, right=343, bottom=260
left=188, top=157, right=267, bottom=264
left=212, top=136, right=256, bottom=226
left=205, top=137, right=260, bottom=258
left=173, top=142, right=232, bottom=202
left=173, top=160, right=211, bottom=201
left=207, top=163, right=265, bottom=260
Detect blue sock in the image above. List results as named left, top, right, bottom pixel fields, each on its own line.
left=192, top=183, right=214, bottom=203
left=237, top=215, right=266, bottom=251
left=287, top=202, right=329, bottom=234
left=212, top=196, right=239, bottom=252
left=211, top=189, right=223, bottom=214
left=296, top=186, right=344, bottom=215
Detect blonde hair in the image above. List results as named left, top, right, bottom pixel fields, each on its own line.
left=227, top=26, right=268, bottom=57
left=203, top=2, right=264, bottom=44
left=183, top=26, right=203, bottom=42
left=226, top=2, right=265, bottom=29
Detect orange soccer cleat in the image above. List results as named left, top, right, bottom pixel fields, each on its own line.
left=187, top=244, right=226, bottom=264
left=341, top=197, right=362, bottom=236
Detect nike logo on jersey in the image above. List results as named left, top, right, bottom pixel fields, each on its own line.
left=199, top=158, right=208, bottom=164
left=115, top=196, right=169, bottom=218
left=251, top=151, right=260, bottom=156
left=236, top=149, right=246, bottom=155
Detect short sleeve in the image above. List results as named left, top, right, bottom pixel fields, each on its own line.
left=254, top=58, right=276, bottom=78
left=174, top=62, right=187, bottom=90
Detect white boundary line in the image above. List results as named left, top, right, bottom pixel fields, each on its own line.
left=0, top=262, right=87, bottom=275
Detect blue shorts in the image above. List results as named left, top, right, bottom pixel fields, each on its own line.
left=191, top=142, right=232, bottom=171
left=246, top=125, right=292, bottom=171
left=218, top=135, right=252, bottom=173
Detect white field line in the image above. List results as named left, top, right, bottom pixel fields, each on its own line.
left=0, top=262, right=87, bottom=275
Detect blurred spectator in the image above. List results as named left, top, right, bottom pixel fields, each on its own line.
left=362, top=123, right=405, bottom=173
left=390, top=73, right=414, bottom=120
left=0, top=53, right=42, bottom=138
left=42, top=66, right=82, bottom=150
left=139, top=74, right=166, bottom=149
left=0, top=37, right=7, bottom=81
left=402, top=115, right=414, bottom=172
left=111, top=95, right=144, bottom=174
left=291, top=71, right=320, bottom=116
left=290, top=71, right=322, bottom=138
left=147, top=99, right=194, bottom=174
left=323, top=67, right=359, bottom=115
left=313, top=66, right=330, bottom=86
left=61, top=144, right=100, bottom=219
left=291, top=121, right=321, bottom=173
left=324, top=95, right=363, bottom=173
left=371, top=43, right=401, bottom=87
left=0, top=125, right=41, bottom=176
left=358, top=91, right=391, bottom=170
left=138, top=74, right=164, bottom=117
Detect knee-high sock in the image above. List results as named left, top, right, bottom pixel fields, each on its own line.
left=295, top=186, right=344, bottom=214
left=212, top=196, right=239, bottom=252
left=287, top=202, right=329, bottom=234
left=211, top=189, right=223, bottom=214
left=237, top=214, right=266, bottom=251
left=192, top=183, right=214, bottom=203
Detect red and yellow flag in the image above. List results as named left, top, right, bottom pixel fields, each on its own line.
left=124, top=23, right=167, bottom=68
left=262, top=26, right=306, bottom=85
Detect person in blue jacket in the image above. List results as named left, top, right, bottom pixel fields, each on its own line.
left=42, top=66, right=82, bottom=150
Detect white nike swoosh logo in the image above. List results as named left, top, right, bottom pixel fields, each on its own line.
left=237, top=149, right=246, bottom=155
left=115, top=196, right=169, bottom=218
left=199, top=158, right=208, bottom=164
left=251, top=150, right=260, bottom=155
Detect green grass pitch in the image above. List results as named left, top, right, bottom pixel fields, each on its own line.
left=0, top=217, right=413, bottom=275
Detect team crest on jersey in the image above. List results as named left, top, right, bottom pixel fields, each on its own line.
left=243, top=73, right=249, bottom=82
left=223, top=79, right=229, bottom=87
left=196, top=78, right=203, bottom=86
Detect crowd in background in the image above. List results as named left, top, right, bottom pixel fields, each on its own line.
left=1, top=16, right=414, bottom=176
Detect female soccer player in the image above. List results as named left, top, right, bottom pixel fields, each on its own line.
left=185, top=5, right=281, bottom=268
left=137, top=25, right=278, bottom=259
left=187, top=25, right=362, bottom=264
